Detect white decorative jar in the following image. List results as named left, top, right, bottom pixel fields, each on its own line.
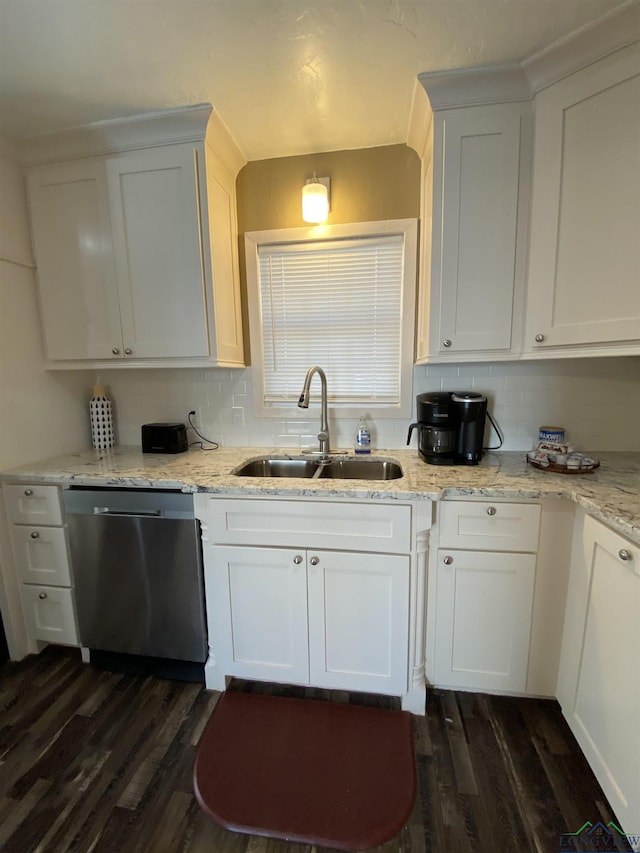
left=89, top=384, right=114, bottom=450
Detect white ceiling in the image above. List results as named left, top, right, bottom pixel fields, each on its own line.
left=0, top=0, right=632, bottom=160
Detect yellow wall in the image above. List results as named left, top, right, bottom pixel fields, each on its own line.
left=236, top=144, right=420, bottom=233
left=235, top=144, right=420, bottom=357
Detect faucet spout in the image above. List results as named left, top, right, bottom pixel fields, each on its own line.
left=298, top=366, right=330, bottom=456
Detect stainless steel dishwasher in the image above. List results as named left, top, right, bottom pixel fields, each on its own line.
left=63, top=487, right=207, bottom=666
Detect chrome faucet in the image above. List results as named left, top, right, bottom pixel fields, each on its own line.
left=298, top=366, right=330, bottom=457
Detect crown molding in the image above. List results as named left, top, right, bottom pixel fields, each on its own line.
left=417, top=1, right=639, bottom=111
left=19, top=104, right=247, bottom=169
left=406, top=81, right=433, bottom=157
left=418, top=64, right=530, bottom=110
left=204, top=109, right=247, bottom=177
left=523, top=0, right=640, bottom=94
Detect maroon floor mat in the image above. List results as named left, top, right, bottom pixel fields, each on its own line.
left=193, top=691, right=416, bottom=851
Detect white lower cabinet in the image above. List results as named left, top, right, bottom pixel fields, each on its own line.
left=209, top=545, right=409, bottom=696
left=210, top=546, right=310, bottom=684
left=557, top=512, right=640, bottom=835
left=199, top=497, right=418, bottom=703
left=433, top=549, right=536, bottom=692
left=20, top=585, right=78, bottom=646
left=2, top=483, right=79, bottom=650
left=431, top=500, right=541, bottom=691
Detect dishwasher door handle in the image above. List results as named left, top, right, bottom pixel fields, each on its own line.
left=92, top=508, right=162, bottom=517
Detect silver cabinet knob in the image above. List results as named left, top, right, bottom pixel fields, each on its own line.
left=486, top=506, right=497, bottom=516
left=124, top=348, right=132, bottom=355
left=38, top=592, right=47, bottom=600
left=112, top=347, right=120, bottom=355
left=618, top=549, right=632, bottom=562
left=443, top=339, right=452, bottom=348
left=535, top=333, right=545, bottom=343
left=24, top=488, right=33, bottom=496
left=443, top=555, right=453, bottom=565
left=30, top=531, right=40, bottom=539
left=293, top=555, right=303, bottom=565
left=310, top=556, right=320, bottom=566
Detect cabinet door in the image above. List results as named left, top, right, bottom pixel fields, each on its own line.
left=307, top=551, right=410, bottom=695
left=27, top=159, right=123, bottom=360
left=526, top=45, right=640, bottom=350
left=106, top=145, right=210, bottom=359
left=433, top=106, right=524, bottom=354
left=21, top=585, right=79, bottom=646
left=209, top=546, right=309, bottom=684
left=434, top=549, right=535, bottom=691
left=557, top=515, right=639, bottom=834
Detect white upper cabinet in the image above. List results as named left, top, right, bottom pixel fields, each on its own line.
left=525, top=43, right=640, bottom=356
left=25, top=105, right=246, bottom=368
left=410, top=71, right=531, bottom=363
left=27, top=159, right=122, bottom=361
left=105, top=145, right=210, bottom=359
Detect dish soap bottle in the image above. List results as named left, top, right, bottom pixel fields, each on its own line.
left=354, top=416, right=371, bottom=454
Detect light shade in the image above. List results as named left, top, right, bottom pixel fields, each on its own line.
left=302, top=176, right=330, bottom=223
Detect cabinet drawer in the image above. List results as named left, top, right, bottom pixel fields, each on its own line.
left=10, top=526, right=71, bottom=586
left=439, top=501, right=540, bottom=552
left=20, top=585, right=79, bottom=646
left=206, top=499, right=412, bottom=553
left=3, top=484, right=63, bottom=526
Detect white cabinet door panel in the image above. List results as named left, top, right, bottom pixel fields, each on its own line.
left=27, top=160, right=122, bottom=360
left=106, top=145, right=210, bottom=359
left=526, top=45, right=640, bottom=349
left=559, top=515, right=639, bottom=835
left=307, top=551, right=409, bottom=695
left=437, top=109, right=521, bottom=353
left=434, top=549, right=535, bottom=691
left=210, top=546, right=309, bottom=684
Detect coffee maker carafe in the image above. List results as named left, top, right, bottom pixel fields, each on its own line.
left=407, top=391, right=487, bottom=465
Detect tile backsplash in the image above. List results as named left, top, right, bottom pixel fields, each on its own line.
left=103, top=357, right=640, bottom=454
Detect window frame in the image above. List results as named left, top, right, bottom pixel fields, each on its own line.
left=245, top=218, right=417, bottom=419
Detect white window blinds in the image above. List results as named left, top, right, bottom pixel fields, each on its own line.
left=258, top=234, right=405, bottom=404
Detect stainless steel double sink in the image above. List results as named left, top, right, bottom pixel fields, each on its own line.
left=234, top=456, right=403, bottom=481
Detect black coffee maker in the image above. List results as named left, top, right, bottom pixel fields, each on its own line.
left=407, top=391, right=488, bottom=465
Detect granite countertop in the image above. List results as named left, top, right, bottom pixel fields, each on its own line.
left=1, top=447, right=638, bottom=544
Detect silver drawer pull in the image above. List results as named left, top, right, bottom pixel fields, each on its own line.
left=535, top=333, right=545, bottom=343
left=38, top=592, right=47, bottom=600
left=24, top=488, right=33, bottom=497
left=30, top=531, right=40, bottom=539
left=310, top=556, right=320, bottom=566
left=443, top=555, right=453, bottom=565
left=293, top=555, right=303, bottom=565
left=486, top=506, right=497, bottom=516
left=618, top=549, right=632, bottom=562
left=443, top=339, right=452, bottom=348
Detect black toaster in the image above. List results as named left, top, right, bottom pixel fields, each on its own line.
left=141, top=422, right=188, bottom=454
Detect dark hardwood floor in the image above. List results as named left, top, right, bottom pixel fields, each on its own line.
left=0, top=646, right=630, bottom=853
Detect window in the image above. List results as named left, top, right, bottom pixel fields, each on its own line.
left=245, top=219, right=417, bottom=418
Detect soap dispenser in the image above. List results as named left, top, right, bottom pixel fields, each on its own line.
left=354, top=416, right=371, bottom=454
